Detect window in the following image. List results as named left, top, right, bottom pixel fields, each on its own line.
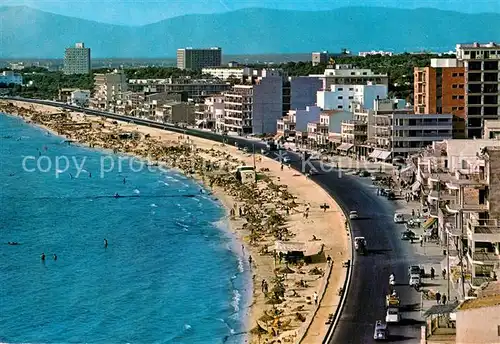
left=349, top=88, right=354, bottom=91
left=349, top=96, right=354, bottom=99
left=452, top=107, right=458, bottom=111
left=458, top=107, right=464, bottom=110
left=452, top=84, right=458, bottom=88
left=459, top=73, right=464, bottom=76
left=464, top=51, right=470, bottom=55
left=338, top=105, right=343, bottom=109
left=459, top=95, right=464, bottom=99
left=452, top=73, right=458, bottom=77
left=338, top=96, right=343, bottom=99
left=338, top=87, right=343, bottom=91
left=362, top=72, right=367, bottom=75
left=452, top=95, right=458, bottom=100
left=458, top=84, right=464, bottom=88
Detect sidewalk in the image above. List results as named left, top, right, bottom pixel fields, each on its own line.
left=391, top=190, right=462, bottom=314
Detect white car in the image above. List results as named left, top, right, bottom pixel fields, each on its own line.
left=393, top=213, right=405, bottom=223
left=409, top=274, right=421, bottom=287
left=349, top=211, right=359, bottom=220
left=385, top=307, right=401, bottom=323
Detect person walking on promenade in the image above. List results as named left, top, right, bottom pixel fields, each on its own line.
left=435, top=291, right=441, bottom=304
left=327, top=255, right=332, bottom=265
left=430, top=267, right=435, bottom=280
left=313, top=292, right=318, bottom=305
left=442, top=269, right=447, bottom=280
left=442, top=294, right=447, bottom=305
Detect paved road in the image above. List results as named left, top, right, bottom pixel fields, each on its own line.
left=7, top=98, right=424, bottom=342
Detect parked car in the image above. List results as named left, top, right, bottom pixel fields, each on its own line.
left=359, top=170, right=371, bottom=177
left=349, top=211, right=359, bottom=220
left=373, top=320, right=389, bottom=340
left=409, top=274, right=421, bottom=287
left=401, top=230, right=416, bottom=240
left=393, top=213, right=405, bottom=223
left=385, top=307, right=401, bottom=323
left=408, top=265, right=425, bottom=277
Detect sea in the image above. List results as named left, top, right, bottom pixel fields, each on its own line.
left=0, top=113, right=250, bottom=344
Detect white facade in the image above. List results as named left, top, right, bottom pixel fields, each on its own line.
left=201, top=67, right=253, bottom=80
left=316, top=83, right=388, bottom=111
left=358, top=51, right=393, bottom=57
left=311, top=64, right=389, bottom=89
left=70, top=90, right=91, bottom=107
left=0, top=71, right=22, bottom=85
left=92, top=70, right=128, bottom=110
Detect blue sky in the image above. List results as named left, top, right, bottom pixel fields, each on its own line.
left=4, top=0, right=500, bottom=26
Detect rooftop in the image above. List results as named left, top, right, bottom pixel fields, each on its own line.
left=458, top=294, right=500, bottom=311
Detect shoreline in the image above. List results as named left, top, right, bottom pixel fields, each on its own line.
left=1, top=100, right=350, bottom=344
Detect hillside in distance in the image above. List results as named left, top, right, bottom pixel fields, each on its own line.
left=1, top=6, right=499, bottom=58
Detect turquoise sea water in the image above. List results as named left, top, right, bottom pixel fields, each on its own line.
left=0, top=114, right=250, bottom=343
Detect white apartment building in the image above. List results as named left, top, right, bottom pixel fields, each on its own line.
left=128, top=78, right=230, bottom=103
left=223, top=69, right=283, bottom=135
left=92, top=70, right=128, bottom=111
left=194, top=95, right=225, bottom=131
left=316, top=83, right=388, bottom=111
left=0, top=71, right=22, bottom=85
left=358, top=51, right=394, bottom=57
left=311, top=64, right=389, bottom=89
left=201, top=67, right=253, bottom=80
left=70, top=90, right=91, bottom=107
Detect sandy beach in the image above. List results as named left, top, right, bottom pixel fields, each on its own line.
left=1, top=100, right=350, bottom=344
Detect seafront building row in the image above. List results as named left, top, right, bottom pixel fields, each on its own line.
left=59, top=42, right=498, bottom=164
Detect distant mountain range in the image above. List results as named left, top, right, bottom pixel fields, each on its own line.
left=1, top=6, right=499, bottom=58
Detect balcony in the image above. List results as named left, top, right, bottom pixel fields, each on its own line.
left=427, top=190, right=457, bottom=201
left=467, top=219, right=500, bottom=243
left=446, top=203, right=489, bottom=213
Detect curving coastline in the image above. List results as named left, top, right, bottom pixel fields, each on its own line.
left=1, top=100, right=349, bottom=344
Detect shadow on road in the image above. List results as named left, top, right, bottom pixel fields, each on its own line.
left=389, top=334, right=416, bottom=342
left=400, top=303, right=421, bottom=312
left=367, top=248, right=392, bottom=255
left=422, top=282, right=442, bottom=287
left=399, top=318, right=425, bottom=326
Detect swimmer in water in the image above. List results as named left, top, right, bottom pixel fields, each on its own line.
left=53, top=254, right=57, bottom=261
left=123, top=178, right=126, bottom=184
left=114, top=193, right=119, bottom=198
left=41, top=252, right=46, bottom=261
left=70, top=173, right=74, bottom=179
left=89, top=172, right=92, bottom=178
left=104, top=238, right=108, bottom=248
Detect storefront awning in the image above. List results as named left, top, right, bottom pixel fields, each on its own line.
left=423, top=217, right=437, bottom=230
left=337, top=143, right=354, bottom=151
left=411, top=181, right=421, bottom=193
left=369, top=149, right=381, bottom=159
left=378, top=150, right=392, bottom=161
